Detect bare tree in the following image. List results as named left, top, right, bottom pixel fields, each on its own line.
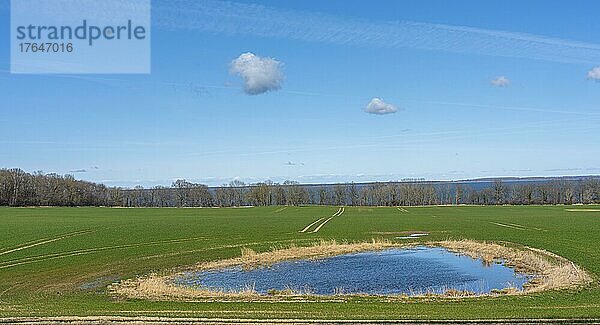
left=333, top=184, right=347, bottom=205
left=492, top=179, right=505, bottom=205
left=454, top=184, right=463, bottom=205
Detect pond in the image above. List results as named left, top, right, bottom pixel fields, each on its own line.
left=174, top=247, right=531, bottom=295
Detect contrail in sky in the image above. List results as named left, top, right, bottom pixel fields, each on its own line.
left=153, top=0, right=600, bottom=64
left=3, top=0, right=600, bottom=63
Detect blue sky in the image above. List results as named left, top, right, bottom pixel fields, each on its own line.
left=1, top=0, right=600, bottom=187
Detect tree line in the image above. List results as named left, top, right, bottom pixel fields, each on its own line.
left=1, top=168, right=599, bottom=207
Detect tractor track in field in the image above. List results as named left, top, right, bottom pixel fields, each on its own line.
left=274, top=206, right=289, bottom=213
left=0, top=229, right=94, bottom=257
left=136, top=238, right=317, bottom=261
left=489, top=222, right=546, bottom=232
left=489, top=222, right=526, bottom=230
left=299, top=217, right=326, bottom=233
left=311, top=216, right=334, bottom=233
left=0, top=237, right=210, bottom=270
left=299, top=207, right=345, bottom=234
left=0, top=237, right=316, bottom=269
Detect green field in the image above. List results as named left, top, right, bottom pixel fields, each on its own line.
left=0, top=205, right=599, bottom=320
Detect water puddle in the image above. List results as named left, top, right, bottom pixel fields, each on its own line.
left=396, top=233, right=429, bottom=239
left=174, top=247, right=531, bottom=296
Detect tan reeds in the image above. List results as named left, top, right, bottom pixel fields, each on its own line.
left=111, top=239, right=592, bottom=301
left=437, top=239, right=592, bottom=293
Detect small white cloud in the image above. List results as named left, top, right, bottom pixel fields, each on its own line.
left=364, top=98, right=398, bottom=115
left=490, top=76, right=510, bottom=87
left=587, top=67, right=600, bottom=81
left=230, top=52, right=284, bottom=95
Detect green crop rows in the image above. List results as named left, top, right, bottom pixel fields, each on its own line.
left=0, top=205, right=599, bottom=320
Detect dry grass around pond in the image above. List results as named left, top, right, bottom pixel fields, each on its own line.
left=437, top=240, right=592, bottom=293
left=111, top=239, right=398, bottom=301
left=110, top=239, right=592, bottom=301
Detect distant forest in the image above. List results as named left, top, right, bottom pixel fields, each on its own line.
left=1, top=168, right=600, bottom=207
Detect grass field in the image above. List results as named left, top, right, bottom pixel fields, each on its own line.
left=1, top=205, right=600, bottom=320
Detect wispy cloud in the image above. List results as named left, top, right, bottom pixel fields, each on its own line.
left=230, top=52, right=284, bottom=95
left=587, top=67, right=600, bottom=81
left=490, top=76, right=510, bottom=87
left=153, top=0, right=600, bottom=64
left=68, top=169, right=88, bottom=173
left=364, top=98, right=398, bottom=115
left=405, top=99, right=600, bottom=117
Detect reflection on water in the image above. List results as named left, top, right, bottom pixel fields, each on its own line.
left=175, top=247, right=530, bottom=295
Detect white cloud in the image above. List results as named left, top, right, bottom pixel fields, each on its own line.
left=490, top=76, right=510, bottom=87
left=230, top=52, right=284, bottom=95
left=587, top=67, right=600, bottom=80
left=364, top=98, right=398, bottom=115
